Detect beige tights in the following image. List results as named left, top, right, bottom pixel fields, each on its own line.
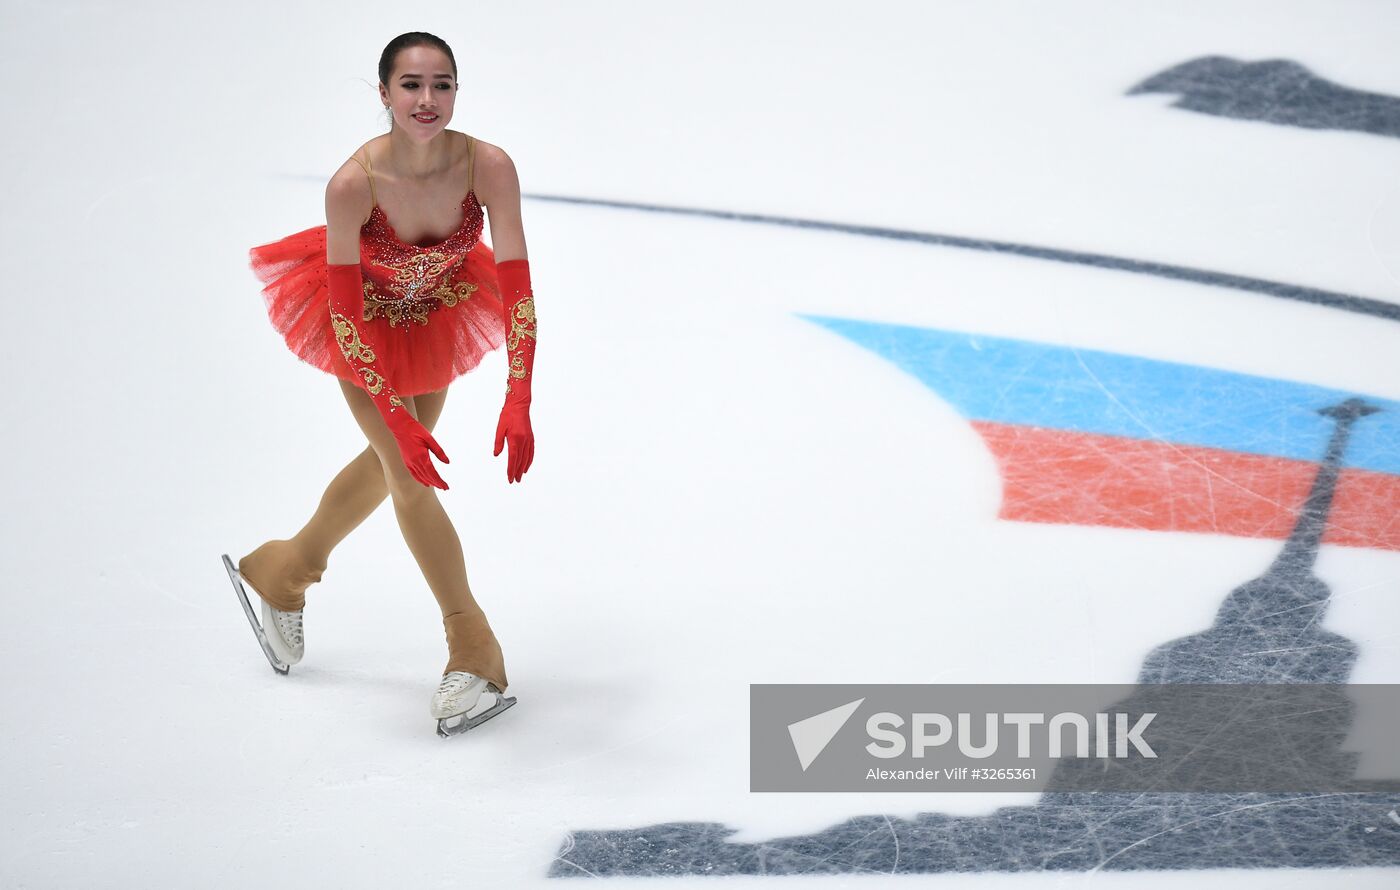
left=237, top=381, right=508, bottom=692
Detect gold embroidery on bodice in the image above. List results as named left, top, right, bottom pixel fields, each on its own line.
left=348, top=134, right=487, bottom=330
left=361, top=249, right=481, bottom=328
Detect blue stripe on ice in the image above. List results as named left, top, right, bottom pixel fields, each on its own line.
left=797, top=314, right=1400, bottom=475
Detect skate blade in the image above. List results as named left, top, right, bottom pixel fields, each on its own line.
left=436, top=689, right=517, bottom=738
left=221, top=553, right=290, bottom=675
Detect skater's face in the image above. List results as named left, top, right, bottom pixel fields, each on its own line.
left=380, top=46, right=457, bottom=139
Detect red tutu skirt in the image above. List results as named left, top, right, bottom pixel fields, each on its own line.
left=248, top=225, right=506, bottom=397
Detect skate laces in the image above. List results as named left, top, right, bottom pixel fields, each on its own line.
left=436, top=671, right=478, bottom=697
left=274, top=609, right=303, bottom=645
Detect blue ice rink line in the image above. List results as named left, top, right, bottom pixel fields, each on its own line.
left=799, top=316, right=1400, bottom=475
left=523, top=192, right=1400, bottom=323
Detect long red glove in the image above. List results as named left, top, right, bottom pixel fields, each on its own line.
left=493, top=258, right=536, bottom=483
left=327, top=262, right=450, bottom=490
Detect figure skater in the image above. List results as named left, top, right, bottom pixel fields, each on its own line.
left=221, top=31, right=537, bottom=736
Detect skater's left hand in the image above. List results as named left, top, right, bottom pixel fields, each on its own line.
left=490, top=258, right=535, bottom=484
left=493, top=403, right=534, bottom=483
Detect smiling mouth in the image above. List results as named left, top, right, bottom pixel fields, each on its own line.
left=413, top=114, right=439, bottom=123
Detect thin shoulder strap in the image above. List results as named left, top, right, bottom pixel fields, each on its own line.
left=347, top=149, right=378, bottom=206
left=466, top=134, right=475, bottom=194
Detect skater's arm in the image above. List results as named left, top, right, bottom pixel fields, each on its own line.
left=477, top=143, right=535, bottom=389
left=476, top=142, right=527, bottom=264
left=324, top=164, right=404, bottom=413
left=325, top=159, right=373, bottom=264
left=477, top=143, right=536, bottom=483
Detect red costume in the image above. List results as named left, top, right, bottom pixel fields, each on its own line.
left=247, top=134, right=507, bottom=398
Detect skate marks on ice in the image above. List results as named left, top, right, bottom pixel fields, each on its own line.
left=550, top=432, right=1400, bottom=873
left=548, top=331, right=1400, bottom=876
left=221, top=553, right=290, bottom=675
left=802, top=321, right=1400, bottom=550
left=541, top=54, right=1400, bottom=878
left=1128, top=57, right=1400, bottom=139
left=550, top=795, right=1400, bottom=877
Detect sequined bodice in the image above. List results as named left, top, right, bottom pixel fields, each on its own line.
left=357, top=190, right=486, bottom=328
left=363, top=190, right=484, bottom=252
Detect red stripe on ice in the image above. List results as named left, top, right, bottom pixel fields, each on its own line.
left=971, top=421, right=1400, bottom=551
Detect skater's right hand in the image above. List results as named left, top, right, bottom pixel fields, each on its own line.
left=385, top=410, right=451, bottom=490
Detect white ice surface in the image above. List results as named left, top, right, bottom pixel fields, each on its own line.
left=2, top=0, right=1398, bottom=887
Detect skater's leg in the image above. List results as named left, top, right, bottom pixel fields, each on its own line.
left=238, top=385, right=452, bottom=612
left=337, top=379, right=507, bottom=693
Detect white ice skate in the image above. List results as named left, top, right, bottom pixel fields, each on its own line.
left=221, top=553, right=303, bottom=674
left=432, top=671, right=517, bottom=738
